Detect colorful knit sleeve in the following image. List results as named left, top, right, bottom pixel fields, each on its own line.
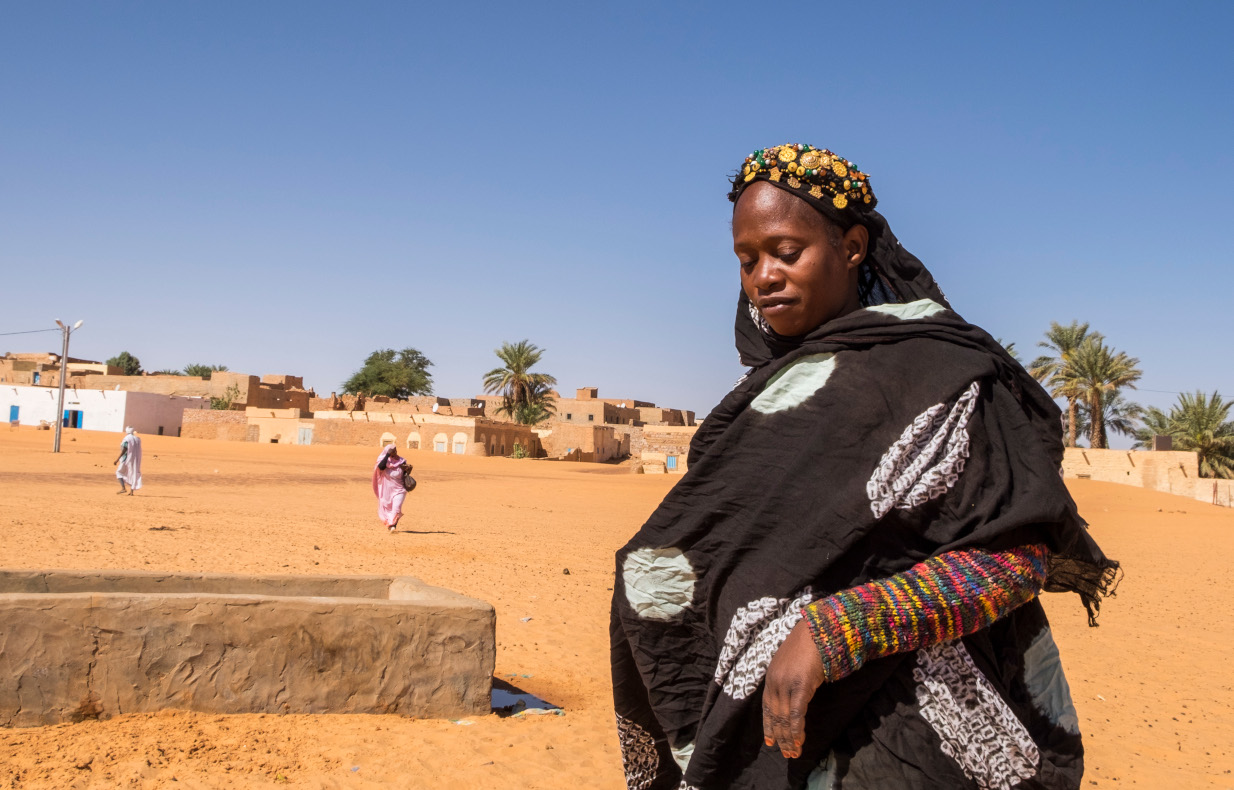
left=799, top=544, right=1049, bottom=683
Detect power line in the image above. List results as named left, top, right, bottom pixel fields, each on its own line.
left=0, top=328, right=60, bottom=337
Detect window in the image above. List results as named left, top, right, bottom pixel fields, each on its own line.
left=157, top=426, right=164, bottom=436
left=452, top=432, right=468, bottom=455
left=433, top=433, right=448, bottom=453
left=565, top=413, right=572, bottom=420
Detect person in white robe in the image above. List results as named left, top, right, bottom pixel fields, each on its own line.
left=113, top=427, right=142, bottom=495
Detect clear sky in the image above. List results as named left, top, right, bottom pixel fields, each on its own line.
left=3, top=2, right=1231, bottom=441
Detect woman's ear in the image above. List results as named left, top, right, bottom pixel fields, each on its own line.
left=843, top=224, right=869, bottom=271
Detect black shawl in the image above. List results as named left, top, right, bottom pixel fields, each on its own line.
left=610, top=208, right=1116, bottom=789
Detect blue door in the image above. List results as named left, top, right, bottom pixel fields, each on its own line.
left=62, top=410, right=83, bottom=428
left=666, top=455, right=678, bottom=471
left=8, top=405, right=18, bottom=422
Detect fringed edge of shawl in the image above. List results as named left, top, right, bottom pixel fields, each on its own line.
left=1043, top=555, right=1123, bottom=627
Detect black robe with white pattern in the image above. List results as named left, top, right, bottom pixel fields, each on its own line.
left=610, top=287, right=1117, bottom=789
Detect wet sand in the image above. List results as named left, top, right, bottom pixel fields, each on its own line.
left=0, top=427, right=1230, bottom=788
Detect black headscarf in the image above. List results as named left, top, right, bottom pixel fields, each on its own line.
left=610, top=148, right=1118, bottom=789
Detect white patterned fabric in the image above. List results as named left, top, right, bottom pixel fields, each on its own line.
left=866, top=381, right=980, bottom=519
left=863, top=298, right=947, bottom=321
left=750, top=353, right=838, bottom=414
left=616, top=714, right=660, bottom=790
left=622, top=547, right=698, bottom=621
left=714, top=587, right=814, bottom=700
left=914, top=641, right=1039, bottom=790
left=748, top=300, right=773, bottom=335
left=1022, top=626, right=1080, bottom=735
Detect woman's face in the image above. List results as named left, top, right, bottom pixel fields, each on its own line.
left=733, top=181, right=868, bottom=337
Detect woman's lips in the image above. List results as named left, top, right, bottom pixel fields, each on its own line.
left=759, top=298, right=795, bottom=316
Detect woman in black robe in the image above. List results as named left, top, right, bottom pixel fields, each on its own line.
left=610, top=143, right=1117, bottom=790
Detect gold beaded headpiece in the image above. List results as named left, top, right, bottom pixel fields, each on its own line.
left=729, top=143, right=876, bottom=212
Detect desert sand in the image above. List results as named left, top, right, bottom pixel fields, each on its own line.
left=0, top=427, right=1231, bottom=789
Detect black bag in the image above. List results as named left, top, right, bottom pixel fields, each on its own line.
left=402, top=468, right=417, bottom=492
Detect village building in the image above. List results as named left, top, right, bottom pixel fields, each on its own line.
left=475, top=387, right=697, bottom=463
left=182, top=392, right=540, bottom=456
left=637, top=425, right=697, bottom=474
left=0, top=353, right=122, bottom=388
left=2, top=384, right=208, bottom=436
left=67, top=370, right=313, bottom=411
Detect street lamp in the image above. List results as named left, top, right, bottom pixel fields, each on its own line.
left=52, top=318, right=84, bottom=454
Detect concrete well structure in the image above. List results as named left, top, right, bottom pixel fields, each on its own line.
left=0, top=569, right=495, bottom=727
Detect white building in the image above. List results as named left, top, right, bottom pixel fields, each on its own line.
left=1, top=385, right=208, bottom=436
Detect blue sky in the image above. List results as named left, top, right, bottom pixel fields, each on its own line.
left=3, top=2, right=1231, bottom=442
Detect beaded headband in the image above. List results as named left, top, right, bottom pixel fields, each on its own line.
left=730, top=143, right=876, bottom=212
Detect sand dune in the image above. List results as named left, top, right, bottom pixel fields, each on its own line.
left=0, top=428, right=1230, bottom=788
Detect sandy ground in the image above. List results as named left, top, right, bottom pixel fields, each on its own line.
left=0, top=427, right=1231, bottom=789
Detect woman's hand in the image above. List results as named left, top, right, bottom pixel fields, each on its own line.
left=762, top=619, right=826, bottom=760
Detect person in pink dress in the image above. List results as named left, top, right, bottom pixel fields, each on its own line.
left=372, top=444, right=408, bottom=532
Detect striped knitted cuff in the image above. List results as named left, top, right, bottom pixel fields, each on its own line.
left=800, top=544, right=1049, bottom=684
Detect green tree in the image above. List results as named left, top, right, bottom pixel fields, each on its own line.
left=150, top=369, right=182, bottom=376
left=482, top=340, right=557, bottom=425
left=183, top=363, right=229, bottom=380
left=1134, top=391, right=1234, bottom=478
left=1029, top=321, right=1094, bottom=448
left=342, top=348, right=433, bottom=399
left=1075, top=389, right=1143, bottom=449
left=106, top=351, right=143, bottom=376
left=210, top=383, right=242, bottom=410
left=996, top=338, right=1020, bottom=362
left=511, top=397, right=554, bottom=426
left=1058, top=336, right=1141, bottom=449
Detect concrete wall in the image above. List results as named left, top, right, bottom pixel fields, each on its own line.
left=0, top=569, right=495, bottom=726
left=181, top=410, right=249, bottom=441
left=1061, top=448, right=1199, bottom=497
left=1059, top=447, right=1234, bottom=508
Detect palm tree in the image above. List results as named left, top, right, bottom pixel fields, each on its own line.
left=1029, top=321, right=1094, bottom=448
left=1134, top=391, right=1234, bottom=478
left=1132, top=407, right=1173, bottom=449
left=1058, top=337, right=1141, bottom=449
left=1075, top=389, right=1143, bottom=449
left=483, top=340, right=558, bottom=425
left=996, top=338, right=1020, bottom=362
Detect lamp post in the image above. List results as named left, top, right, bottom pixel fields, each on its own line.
left=52, top=319, right=84, bottom=454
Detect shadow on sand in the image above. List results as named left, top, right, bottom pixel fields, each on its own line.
left=491, top=677, right=562, bottom=717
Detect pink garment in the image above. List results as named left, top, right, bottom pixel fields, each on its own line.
left=372, top=444, right=406, bottom=527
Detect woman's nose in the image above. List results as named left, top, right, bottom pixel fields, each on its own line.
left=749, top=257, right=783, bottom=292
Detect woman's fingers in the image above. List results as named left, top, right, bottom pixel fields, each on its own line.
left=762, top=620, right=826, bottom=760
